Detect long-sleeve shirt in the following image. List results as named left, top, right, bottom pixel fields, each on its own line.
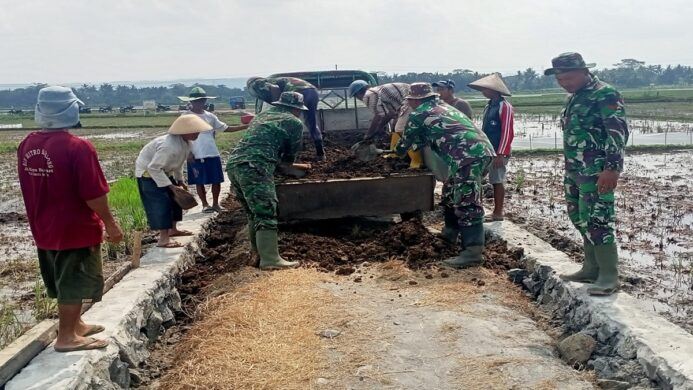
left=481, top=98, right=514, bottom=156
left=363, top=83, right=410, bottom=118
left=248, top=77, right=316, bottom=104
left=135, top=134, right=191, bottom=187
left=395, top=99, right=495, bottom=175
left=226, top=106, right=303, bottom=174
left=561, top=76, right=629, bottom=174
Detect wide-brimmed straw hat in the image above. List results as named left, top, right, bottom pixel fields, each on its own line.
left=405, top=83, right=439, bottom=100
left=272, top=91, right=308, bottom=111
left=544, top=52, right=595, bottom=76
left=34, top=86, right=84, bottom=129
left=168, top=114, right=213, bottom=135
left=178, top=87, right=216, bottom=102
left=467, top=73, right=512, bottom=96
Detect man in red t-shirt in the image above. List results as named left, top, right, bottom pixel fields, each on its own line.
left=18, top=86, right=123, bottom=352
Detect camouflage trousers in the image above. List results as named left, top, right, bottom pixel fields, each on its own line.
left=441, top=157, right=492, bottom=227
left=228, top=162, right=278, bottom=231
left=564, top=172, right=616, bottom=245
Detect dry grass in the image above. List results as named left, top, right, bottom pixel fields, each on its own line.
left=0, top=257, right=38, bottom=283
left=155, top=268, right=355, bottom=390
left=452, top=355, right=540, bottom=389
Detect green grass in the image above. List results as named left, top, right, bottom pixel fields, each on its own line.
left=32, top=279, right=56, bottom=321
left=0, top=299, right=24, bottom=350
left=108, top=177, right=147, bottom=254
left=461, top=87, right=693, bottom=122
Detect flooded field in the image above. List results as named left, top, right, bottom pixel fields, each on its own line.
left=502, top=150, right=693, bottom=332
left=501, top=114, right=693, bottom=150
left=0, top=124, right=691, bottom=349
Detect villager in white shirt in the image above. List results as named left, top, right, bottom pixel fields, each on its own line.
left=135, top=115, right=211, bottom=248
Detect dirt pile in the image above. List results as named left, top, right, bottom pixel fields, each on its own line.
left=277, top=131, right=420, bottom=181
left=280, top=219, right=457, bottom=273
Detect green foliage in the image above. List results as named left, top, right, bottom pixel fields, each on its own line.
left=32, top=279, right=57, bottom=321
left=108, top=177, right=147, bottom=254
left=514, top=167, right=526, bottom=191
left=0, top=299, right=24, bottom=349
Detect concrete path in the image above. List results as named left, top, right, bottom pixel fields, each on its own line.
left=318, top=264, right=593, bottom=389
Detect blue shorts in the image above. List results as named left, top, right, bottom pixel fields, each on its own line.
left=187, top=156, right=224, bottom=185
left=137, top=177, right=183, bottom=230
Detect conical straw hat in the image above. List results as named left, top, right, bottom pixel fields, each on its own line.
left=168, top=114, right=213, bottom=135
left=468, top=73, right=512, bottom=96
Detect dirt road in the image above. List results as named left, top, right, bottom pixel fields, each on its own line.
left=146, top=263, right=593, bottom=389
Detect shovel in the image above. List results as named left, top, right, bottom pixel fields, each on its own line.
left=351, top=141, right=394, bottom=162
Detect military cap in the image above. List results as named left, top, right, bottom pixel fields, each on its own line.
left=405, top=83, right=439, bottom=100
left=544, top=52, right=596, bottom=75
left=272, top=91, right=308, bottom=111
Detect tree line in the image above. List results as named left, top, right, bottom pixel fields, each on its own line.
left=379, top=60, right=693, bottom=93
left=2, top=59, right=692, bottom=108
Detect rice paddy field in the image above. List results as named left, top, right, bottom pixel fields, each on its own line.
left=0, top=91, right=691, bottom=349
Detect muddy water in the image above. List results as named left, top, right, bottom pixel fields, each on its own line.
left=499, top=114, right=693, bottom=149
left=502, top=151, right=693, bottom=332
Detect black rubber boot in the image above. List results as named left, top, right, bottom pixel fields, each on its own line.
left=441, top=206, right=460, bottom=244
left=314, top=140, right=326, bottom=161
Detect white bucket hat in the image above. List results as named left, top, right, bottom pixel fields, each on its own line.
left=34, top=86, right=84, bottom=129
left=168, top=114, right=213, bottom=135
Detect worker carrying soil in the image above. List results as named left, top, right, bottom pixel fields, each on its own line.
left=226, top=92, right=312, bottom=270
left=348, top=80, right=423, bottom=168
left=394, top=83, right=496, bottom=268
left=546, top=52, right=629, bottom=296
left=247, top=76, right=326, bottom=161
left=135, top=115, right=212, bottom=248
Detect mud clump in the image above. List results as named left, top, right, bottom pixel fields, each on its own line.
left=0, top=212, right=27, bottom=224
left=279, top=219, right=457, bottom=272
left=180, top=204, right=251, bottom=296
left=483, top=240, right=524, bottom=271
left=276, top=131, right=420, bottom=181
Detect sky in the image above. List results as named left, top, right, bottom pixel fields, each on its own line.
left=1, top=0, right=692, bottom=85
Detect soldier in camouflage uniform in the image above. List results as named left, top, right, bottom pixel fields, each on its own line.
left=395, top=83, right=496, bottom=268
left=247, top=76, right=326, bottom=160
left=226, top=92, right=311, bottom=270
left=545, top=52, right=629, bottom=296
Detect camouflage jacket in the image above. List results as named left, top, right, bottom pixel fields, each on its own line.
left=562, top=76, right=629, bottom=174
left=395, top=99, right=495, bottom=173
left=249, top=77, right=316, bottom=103
left=226, top=107, right=303, bottom=172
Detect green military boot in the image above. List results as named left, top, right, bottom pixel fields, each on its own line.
left=256, top=230, right=299, bottom=270
left=560, top=242, right=598, bottom=283
left=440, top=206, right=460, bottom=244
left=247, top=218, right=258, bottom=253
left=588, top=243, right=620, bottom=296
left=442, top=224, right=485, bottom=268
